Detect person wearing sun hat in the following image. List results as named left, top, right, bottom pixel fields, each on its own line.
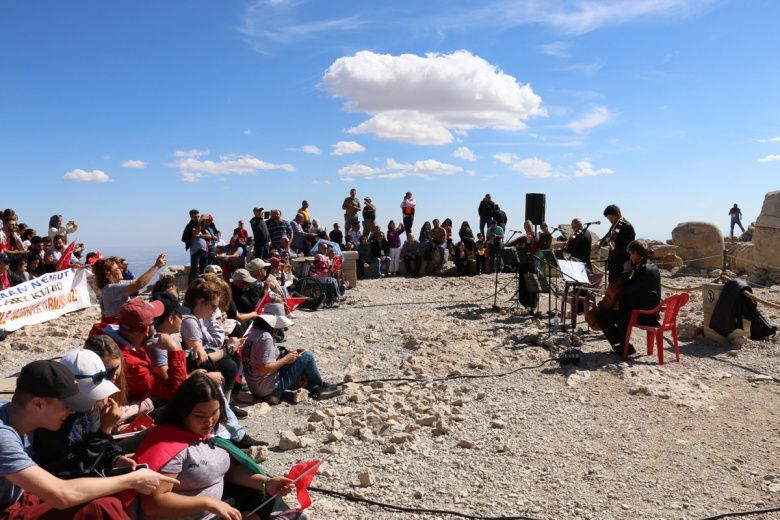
left=243, top=303, right=342, bottom=404
left=32, top=349, right=131, bottom=479
left=0, top=360, right=176, bottom=518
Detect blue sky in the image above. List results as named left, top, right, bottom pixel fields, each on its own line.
left=1, top=0, right=778, bottom=256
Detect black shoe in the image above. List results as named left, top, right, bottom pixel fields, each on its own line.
left=230, top=404, right=248, bottom=418
left=311, top=383, right=342, bottom=400
left=612, top=343, right=636, bottom=356
left=232, top=434, right=268, bottom=449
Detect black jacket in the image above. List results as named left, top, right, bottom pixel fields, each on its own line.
left=370, top=239, right=390, bottom=258
left=565, top=233, right=592, bottom=268
left=181, top=220, right=197, bottom=250
left=710, top=279, right=776, bottom=340
left=493, top=209, right=508, bottom=227
left=249, top=216, right=270, bottom=244
left=620, top=260, right=661, bottom=315
left=478, top=200, right=496, bottom=218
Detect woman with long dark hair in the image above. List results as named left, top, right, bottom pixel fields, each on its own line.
left=137, top=374, right=297, bottom=520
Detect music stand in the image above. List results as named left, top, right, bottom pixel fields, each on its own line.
left=557, top=259, right=594, bottom=338
left=537, top=250, right=561, bottom=334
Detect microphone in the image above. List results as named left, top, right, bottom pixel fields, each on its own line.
left=585, top=221, right=601, bottom=226
left=507, top=229, right=525, bottom=233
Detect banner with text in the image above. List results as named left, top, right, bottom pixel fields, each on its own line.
left=0, top=269, right=93, bottom=332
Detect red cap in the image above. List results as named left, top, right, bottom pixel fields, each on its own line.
left=118, top=298, right=164, bottom=332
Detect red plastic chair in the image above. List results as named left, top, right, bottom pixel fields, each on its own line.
left=624, top=293, right=690, bottom=364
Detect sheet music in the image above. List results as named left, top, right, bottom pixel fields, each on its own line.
left=557, top=259, right=590, bottom=284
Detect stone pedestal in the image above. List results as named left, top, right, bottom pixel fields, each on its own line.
left=342, top=251, right=358, bottom=288
left=702, top=283, right=749, bottom=342
left=672, top=222, right=724, bottom=270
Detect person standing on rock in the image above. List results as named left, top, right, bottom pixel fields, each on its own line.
left=361, top=197, right=376, bottom=237
left=596, top=204, right=635, bottom=284
left=478, top=194, right=496, bottom=236
left=401, top=192, right=416, bottom=234
left=342, top=188, right=361, bottom=231
left=729, top=203, right=745, bottom=237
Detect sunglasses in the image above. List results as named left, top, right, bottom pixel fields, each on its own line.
left=75, top=366, right=118, bottom=385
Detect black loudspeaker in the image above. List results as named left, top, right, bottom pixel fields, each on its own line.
left=525, top=193, right=546, bottom=225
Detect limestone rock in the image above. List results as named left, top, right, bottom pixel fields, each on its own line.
left=458, top=439, right=475, bottom=449
left=753, top=190, right=780, bottom=273
left=278, top=431, right=300, bottom=451
left=671, top=222, right=724, bottom=270
left=358, top=469, right=376, bottom=487
left=728, top=242, right=755, bottom=275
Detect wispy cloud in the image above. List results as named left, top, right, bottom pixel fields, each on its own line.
left=63, top=169, right=112, bottom=183
left=511, top=158, right=564, bottom=179
left=439, top=0, right=716, bottom=36
left=453, top=146, right=477, bottom=162
left=568, top=106, right=612, bottom=134
left=493, top=152, right=520, bottom=165
left=337, top=158, right=463, bottom=181
left=121, top=160, right=147, bottom=169
left=288, top=145, right=322, bottom=155
left=557, top=59, right=605, bottom=76
left=239, top=0, right=363, bottom=52
left=758, top=154, right=780, bottom=163
left=331, top=140, right=366, bottom=156
left=173, top=148, right=209, bottom=159
left=758, top=136, right=780, bottom=143
left=243, top=129, right=252, bottom=135
left=169, top=150, right=295, bottom=182
left=539, top=41, right=572, bottom=58
left=573, top=160, right=614, bottom=177
left=324, top=50, right=545, bottom=145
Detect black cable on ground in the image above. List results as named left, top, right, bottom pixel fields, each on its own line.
left=347, top=359, right=557, bottom=386
left=697, top=505, right=780, bottom=519
left=309, top=487, right=542, bottom=520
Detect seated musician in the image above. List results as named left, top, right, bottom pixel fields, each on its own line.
left=563, top=218, right=592, bottom=269
left=595, top=240, right=661, bottom=356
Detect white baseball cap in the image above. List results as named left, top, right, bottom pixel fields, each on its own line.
left=59, top=349, right=120, bottom=412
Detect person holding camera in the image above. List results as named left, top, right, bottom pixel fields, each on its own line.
left=47, top=214, right=78, bottom=242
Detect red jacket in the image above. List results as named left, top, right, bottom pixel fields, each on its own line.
left=99, top=325, right=187, bottom=402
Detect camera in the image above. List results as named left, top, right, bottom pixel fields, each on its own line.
left=263, top=211, right=271, bottom=219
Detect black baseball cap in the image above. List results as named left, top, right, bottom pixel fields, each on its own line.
left=152, top=292, right=188, bottom=318
left=16, top=360, right=79, bottom=402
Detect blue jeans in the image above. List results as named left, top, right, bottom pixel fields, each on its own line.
left=312, top=275, right=342, bottom=300
left=374, top=256, right=391, bottom=275
left=189, top=250, right=208, bottom=282
left=272, top=351, right=324, bottom=396
left=479, top=216, right=491, bottom=237
left=215, top=387, right=246, bottom=442
left=403, top=216, right=414, bottom=235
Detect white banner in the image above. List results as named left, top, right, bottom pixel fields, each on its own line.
left=0, top=269, right=93, bottom=332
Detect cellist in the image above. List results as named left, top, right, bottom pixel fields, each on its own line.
left=595, top=240, right=661, bottom=356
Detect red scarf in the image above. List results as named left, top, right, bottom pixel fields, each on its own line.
left=120, top=423, right=210, bottom=507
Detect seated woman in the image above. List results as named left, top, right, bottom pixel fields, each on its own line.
left=137, top=374, right=301, bottom=520
left=453, top=241, right=471, bottom=276
left=92, top=254, right=167, bottom=322
left=309, top=242, right=345, bottom=302
left=83, top=334, right=155, bottom=433
left=243, top=309, right=341, bottom=404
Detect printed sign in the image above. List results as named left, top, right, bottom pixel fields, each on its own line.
left=0, top=269, right=93, bottom=332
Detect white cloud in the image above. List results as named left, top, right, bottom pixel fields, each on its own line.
left=173, top=148, right=209, bottom=158
left=289, top=145, right=322, bottom=155
left=453, top=146, right=477, bottom=162
left=169, top=152, right=295, bottom=182
left=558, top=60, right=605, bottom=76
left=539, top=41, right=571, bottom=58
left=337, top=158, right=463, bottom=180
left=493, top=152, right=520, bottom=165
left=758, top=154, right=780, bottom=163
left=568, top=106, right=612, bottom=134
left=758, top=136, right=780, bottom=143
left=511, top=158, right=563, bottom=179
left=573, top=160, right=614, bottom=177
left=442, top=0, right=715, bottom=36
left=331, top=140, right=366, bottom=156
left=323, top=50, right=545, bottom=145
left=63, top=169, right=112, bottom=183
left=121, top=160, right=147, bottom=169
left=243, top=129, right=252, bottom=135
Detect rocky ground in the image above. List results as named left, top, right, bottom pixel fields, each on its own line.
left=2, top=272, right=780, bottom=519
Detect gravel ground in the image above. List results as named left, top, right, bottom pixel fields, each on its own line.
left=2, top=272, right=780, bottom=520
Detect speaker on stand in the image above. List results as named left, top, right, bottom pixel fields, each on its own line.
left=525, top=193, right=546, bottom=225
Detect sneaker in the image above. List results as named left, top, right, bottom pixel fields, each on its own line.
left=311, top=383, right=342, bottom=400
left=232, top=434, right=268, bottom=449
left=230, top=404, right=248, bottom=418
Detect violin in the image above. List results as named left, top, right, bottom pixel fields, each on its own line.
left=598, top=217, right=624, bottom=251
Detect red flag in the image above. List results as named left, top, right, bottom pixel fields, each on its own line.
left=57, top=241, right=78, bottom=271
left=286, top=296, right=308, bottom=312
left=253, top=291, right=272, bottom=314
left=286, top=460, right=320, bottom=510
